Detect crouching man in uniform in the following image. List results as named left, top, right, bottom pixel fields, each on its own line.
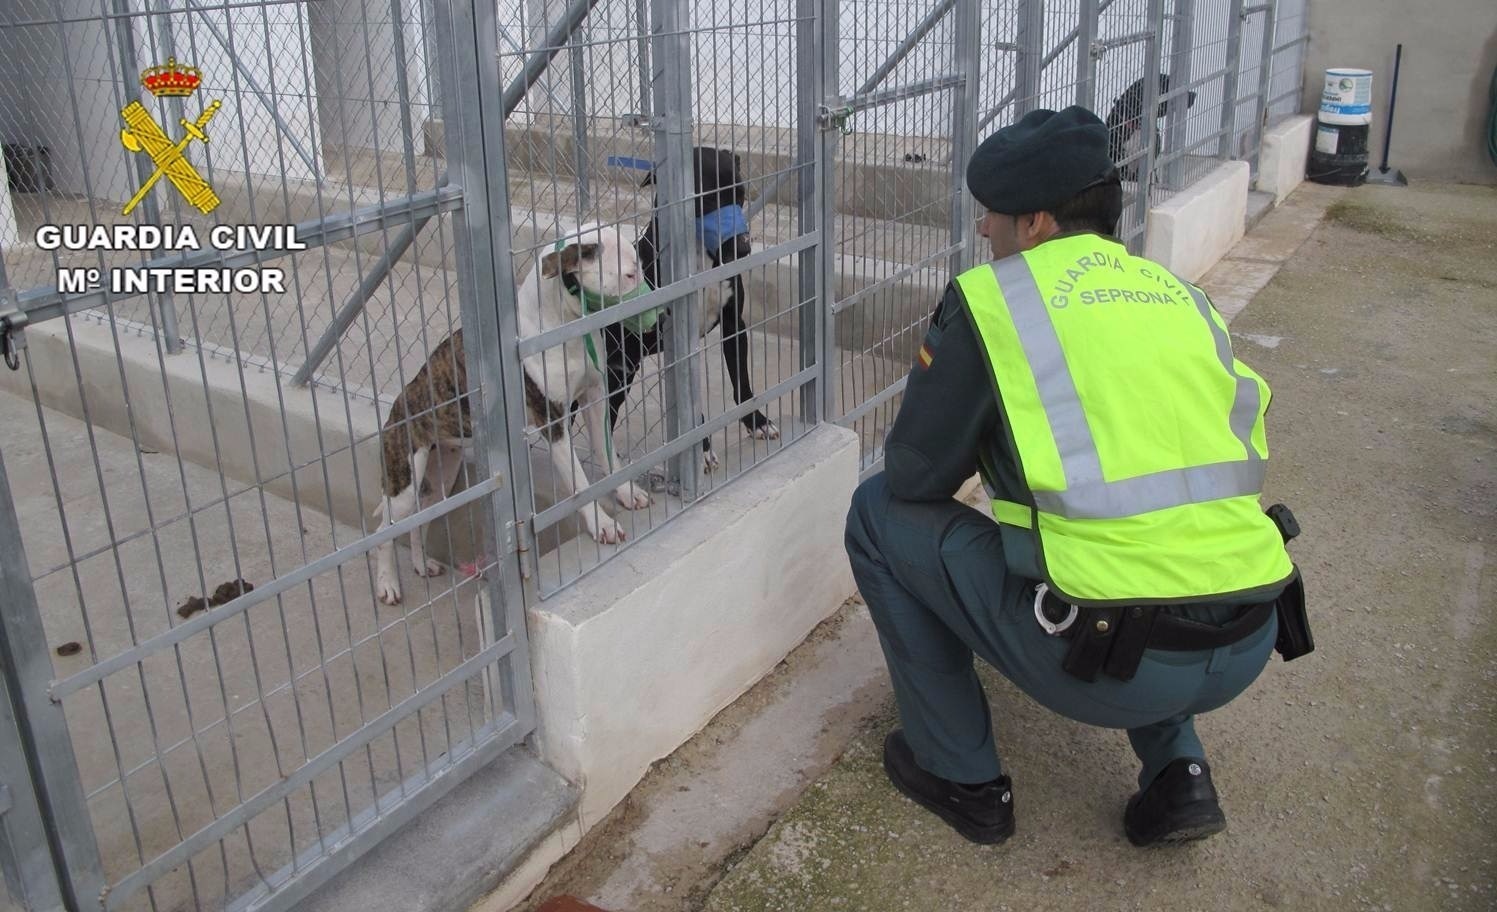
left=844, top=105, right=1312, bottom=846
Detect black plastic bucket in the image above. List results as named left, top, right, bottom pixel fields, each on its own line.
left=1308, top=119, right=1369, bottom=186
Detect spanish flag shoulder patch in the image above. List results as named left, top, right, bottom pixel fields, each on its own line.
left=916, top=342, right=934, bottom=369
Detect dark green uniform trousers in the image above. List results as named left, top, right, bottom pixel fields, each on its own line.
left=845, top=474, right=1278, bottom=790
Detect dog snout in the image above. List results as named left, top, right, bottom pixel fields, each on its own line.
left=724, top=234, right=752, bottom=262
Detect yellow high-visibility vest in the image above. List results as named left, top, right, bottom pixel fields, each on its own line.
left=954, top=234, right=1294, bottom=606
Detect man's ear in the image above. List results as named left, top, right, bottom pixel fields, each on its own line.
left=1022, top=211, right=1060, bottom=246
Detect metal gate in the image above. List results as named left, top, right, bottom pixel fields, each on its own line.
left=814, top=0, right=984, bottom=476
left=0, top=1, right=534, bottom=909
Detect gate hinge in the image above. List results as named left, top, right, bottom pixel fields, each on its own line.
left=502, top=519, right=532, bottom=557
left=818, top=105, right=855, bottom=136
left=1089, top=40, right=1106, bottom=60
left=0, top=292, right=27, bottom=372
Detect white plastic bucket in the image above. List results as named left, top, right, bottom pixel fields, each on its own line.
left=1319, top=68, right=1373, bottom=125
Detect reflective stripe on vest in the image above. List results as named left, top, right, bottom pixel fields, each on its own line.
left=956, top=237, right=1293, bottom=605
left=986, top=254, right=1265, bottom=520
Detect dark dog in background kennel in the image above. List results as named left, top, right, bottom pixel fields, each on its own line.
left=1106, top=73, right=1197, bottom=182
left=603, top=145, right=780, bottom=475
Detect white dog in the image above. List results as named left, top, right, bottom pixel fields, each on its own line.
left=372, top=223, right=654, bottom=605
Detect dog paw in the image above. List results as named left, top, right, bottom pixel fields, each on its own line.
left=743, top=412, right=780, bottom=440
left=590, top=513, right=627, bottom=545
left=415, top=558, right=445, bottom=578
left=615, top=481, right=653, bottom=511
left=703, top=449, right=721, bottom=474
left=376, top=573, right=403, bottom=606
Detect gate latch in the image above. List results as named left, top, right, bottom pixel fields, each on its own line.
left=818, top=105, right=855, bottom=136
left=0, top=292, right=26, bottom=372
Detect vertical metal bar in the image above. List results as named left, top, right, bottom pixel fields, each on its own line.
left=113, top=0, right=182, bottom=355
left=816, top=0, right=839, bottom=426
left=569, top=25, right=591, bottom=215
left=635, top=0, right=652, bottom=118
left=0, top=672, right=67, bottom=912
left=1074, top=0, right=1099, bottom=111
left=1014, top=0, right=1046, bottom=115
left=433, top=0, right=538, bottom=732
left=1134, top=0, right=1165, bottom=249
left=648, top=0, right=701, bottom=500
left=795, top=0, right=821, bottom=423
left=949, top=0, right=981, bottom=276
left=1250, top=0, right=1279, bottom=172
left=1162, top=0, right=1194, bottom=189
left=0, top=452, right=108, bottom=911
left=1218, top=0, right=1246, bottom=160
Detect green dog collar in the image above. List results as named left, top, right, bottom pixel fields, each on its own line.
left=554, top=238, right=662, bottom=336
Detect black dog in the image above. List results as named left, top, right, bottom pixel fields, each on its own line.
left=603, top=146, right=779, bottom=474
left=1105, top=73, right=1197, bottom=182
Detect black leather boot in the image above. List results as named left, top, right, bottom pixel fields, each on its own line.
left=881, top=730, right=1015, bottom=845
left=1124, top=757, right=1227, bottom=846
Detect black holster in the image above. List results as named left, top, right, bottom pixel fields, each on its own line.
left=1265, top=503, right=1314, bottom=662
left=1061, top=605, right=1158, bottom=683
left=1272, top=571, right=1313, bottom=661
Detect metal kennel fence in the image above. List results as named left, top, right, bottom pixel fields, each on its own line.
left=0, top=0, right=1304, bottom=909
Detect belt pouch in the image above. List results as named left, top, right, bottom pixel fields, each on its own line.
left=1062, top=605, right=1123, bottom=683
left=1102, top=606, right=1158, bottom=682
left=1272, top=571, right=1314, bottom=661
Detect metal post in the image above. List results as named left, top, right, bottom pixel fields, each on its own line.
left=1074, top=0, right=1099, bottom=111
left=949, top=0, right=981, bottom=276
left=0, top=671, right=67, bottom=911
left=794, top=0, right=822, bottom=423
left=115, top=0, right=183, bottom=354
left=648, top=0, right=701, bottom=500
left=1014, top=0, right=1046, bottom=116
left=815, top=0, right=840, bottom=425
left=0, top=452, right=108, bottom=910
left=1250, top=0, right=1279, bottom=172
left=1162, top=0, right=1194, bottom=189
left=431, top=0, right=538, bottom=730
left=1133, top=0, right=1166, bottom=247
left=1218, top=0, right=1246, bottom=160
left=569, top=24, right=591, bottom=216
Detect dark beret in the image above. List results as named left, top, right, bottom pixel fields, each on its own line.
left=966, top=106, right=1116, bottom=215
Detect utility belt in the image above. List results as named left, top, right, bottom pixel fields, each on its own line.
left=1039, top=503, right=1314, bottom=683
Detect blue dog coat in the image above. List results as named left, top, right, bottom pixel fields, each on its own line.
left=696, top=204, right=750, bottom=251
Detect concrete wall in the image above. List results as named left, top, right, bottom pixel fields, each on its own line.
left=1301, top=1, right=1497, bottom=184
left=521, top=425, right=859, bottom=829
left=310, top=0, right=433, bottom=156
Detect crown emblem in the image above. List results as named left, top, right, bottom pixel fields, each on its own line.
left=140, top=57, right=202, bottom=97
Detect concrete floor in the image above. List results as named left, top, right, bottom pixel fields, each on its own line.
left=2, top=388, right=506, bottom=912
left=699, top=182, right=1497, bottom=911
left=503, top=180, right=1497, bottom=912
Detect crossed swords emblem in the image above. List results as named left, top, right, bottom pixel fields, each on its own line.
left=119, top=83, right=223, bottom=217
